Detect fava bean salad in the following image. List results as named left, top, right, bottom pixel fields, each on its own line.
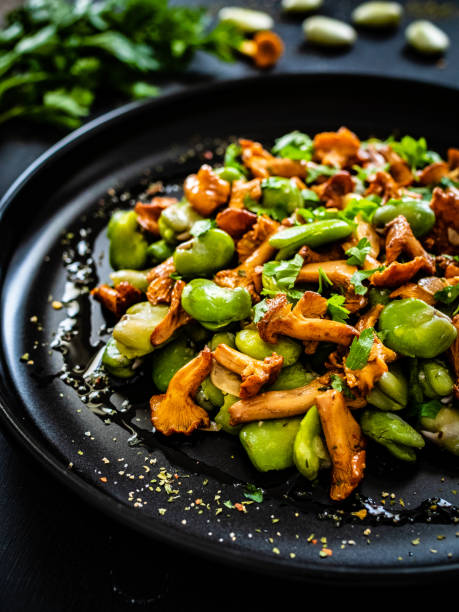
left=92, top=127, right=459, bottom=501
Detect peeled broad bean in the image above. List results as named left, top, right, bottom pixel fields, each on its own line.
left=158, top=200, right=203, bottom=243
left=110, top=269, right=150, bottom=292
left=174, top=228, right=235, bottom=277
left=293, top=406, right=330, bottom=480
left=181, top=279, right=252, bottom=330
left=268, top=362, right=315, bottom=390
left=152, top=336, right=195, bottom=392
left=239, top=417, right=302, bottom=471
left=361, top=409, right=425, bottom=462
left=235, top=329, right=302, bottom=367
left=367, top=364, right=408, bottom=411
left=113, top=301, right=169, bottom=358
left=102, top=337, right=137, bottom=378
left=379, top=299, right=457, bottom=359
left=372, top=198, right=435, bottom=237
left=107, top=210, right=149, bottom=270
left=215, top=394, right=242, bottom=435
left=209, top=331, right=236, bottom=351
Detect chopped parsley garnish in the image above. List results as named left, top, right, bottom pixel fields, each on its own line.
left=253, top=298, right=270, bottom=324
left=271, top=131, right=313, bottom=161
left=190, top=219, right=216, bottom=237
left=305, top=164, right=339, bottom=184
left=243, top=483, right=264, bottom=503
left=327, top=293, right=350, bottom=323
left=318, top=267, right=333, bottom=294
left=261, top=254, right=304, bottom=301
left=169, top=272, right=182, bottom=280
left=330, top=373, right=354, bottom=398
left=345, top=237, right=372, bottom=267
left=346, top=327, right=375, bottom=370
left=388, top=135, right=441, bottom=171
left=434, top=284, right=459, bottom=305
left=350, top=267, right=385, bottom=296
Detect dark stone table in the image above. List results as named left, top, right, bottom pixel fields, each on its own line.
left=1, top=1, right=459, bottom=608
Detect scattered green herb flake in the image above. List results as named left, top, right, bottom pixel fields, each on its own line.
left=306, top=164, right=339, bottom=184
left=263, top=254, right=303, bottom=292
left=169, top=272, right=182, bottom=280
left=346, top=327, right=375, bottom=370
left=345, top=237, right=372, bottom=267
left=388, top=135, right=441, bottom=171
left=318, top=267, right=333, bottom=294
left=434, top=284, right=459, bottom=305
left=253, top=298, right=270, bottom=324
left=352, top=163, right=389, bottom=183
left=223, top=500, right=233, bottom=509
left=327, top=293, right=350, bottom=323
left=190, top=219, right=216, bottom=238
left=272, top=131, right=313, bottom=161
left=243, top=483, right=264, bottom=503
left=350, top=267, right=385, bottom=296
left=419, top=399, right=443, bottom=420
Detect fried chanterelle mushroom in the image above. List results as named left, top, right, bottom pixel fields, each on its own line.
left=150, top=348, right=212, bottom=436
left=316, top=390, right=366, bottom=501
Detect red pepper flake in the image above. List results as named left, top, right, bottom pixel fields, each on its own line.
left=195, top=498, right=202, bottom=505
left=234, top=503, right=246, bottom=513
left=320, top=548, right=333, bottom=558
left=100, top=477, right=107, bottom=483
left=203, top=151, right=213, bottom=160
left=174, top=474, right=179, bottom=479
left=311, top=539, right=317, bottom=545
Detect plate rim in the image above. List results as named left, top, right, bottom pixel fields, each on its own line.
left=2, top=72, right=459, bottom=584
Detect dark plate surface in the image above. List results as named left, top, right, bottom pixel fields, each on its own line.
left=2, top=73, right=459, bottom=584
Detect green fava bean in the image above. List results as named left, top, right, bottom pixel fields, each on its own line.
left=239, top=417, right=302, bottom=471
left=107, top=210, right=149, bottom=270
left=173, top=228, right=235, bottom=277
left=110, top=269, right=150, bottom=292
left=209, top=331, right=236, bottom=351
left=419, top=360, right=454, bottom=398
left=420, top=405, right=459, bottom=455
left=372, top=198, right=435, bottom=237
left=269, top=219, right=352, bottom=259
left=268, top=363, right=315, bottom=390
left=293, top=406, right=330, bottom=481
left=152, top=337, right=195, bottom=393
left=261, top=177, right=303, bottom=215
left=361, top=409, right=425, bottom=462
left=113, top=301, right=169, bottom=358
left=102, top=337, right=137, bottom=378
left=147, top=239, right=174, bottom=264
left=215, top=395, right=242, bottom=435
left=379, top=299, right=457, bottom=358
left=406, top=20, right=449, bottom=55
left=367, top=364, right=408, bottom=411
left=235, top=329, right=302, bottom=367
left=352, top=2, right=403, bottom=28
left=181, top=279, right=252, bottom=330
left=303, top=16, right=357, bottom=47
left=158, top=200, right=203, bottom=243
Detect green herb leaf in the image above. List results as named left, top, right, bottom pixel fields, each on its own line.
left=350, top=267, right=385, bottom=296
left=263, top=254, right=303, bottom=291
left=243, top=483, right=264, bottom=503
left=253, top=298, right=270, bottom=324
left=327, top=293, right=350, bottom=323
left=305, top=164, right=339, bottom=185
left=345, top=237, right=372, bottom=267
left=272, top=131, right=313, bottom=161
left=419, top=399, right=443, bottom=420
left=340, top=198, right=379, bottom=224
left=190, top=219, right=216, bottom=238
left=318, top=267, right=333, bottom=294
left=434, top=283, right=459, bottom=305
left=346, top=327, right=375, bottom=370
left=169, top=272, right=182, bottom=280
left=388, top=135, right=441, bottom=171
left=352, top=163, right=389, bottom=183
left=330, top=373, right=354, bottom=398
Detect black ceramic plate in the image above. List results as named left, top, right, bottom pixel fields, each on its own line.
left=2, top=74, right=459, bottom=585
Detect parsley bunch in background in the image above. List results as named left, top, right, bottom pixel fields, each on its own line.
left=0, top=0, right=242, bottom=129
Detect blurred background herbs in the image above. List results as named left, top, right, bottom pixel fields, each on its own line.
left=0, top=0, right=243, bottom=128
